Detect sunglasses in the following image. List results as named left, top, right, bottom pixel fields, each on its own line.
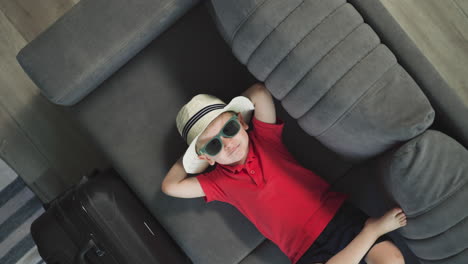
left=198, top=114, right=242, bottom=156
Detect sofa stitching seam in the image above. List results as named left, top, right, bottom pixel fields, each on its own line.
left=315, top=63, right=398, bottom=137
left=296, top=41, right=382, bottom=120
left=229, top=0, right=269, bottom=46
left=408, top=178, right=468, bottom=218
left=280, top=18, right=362, bottom=102
left=245, top=0, right=306, bottom=65
left=265, top=2, right=348, bottom=99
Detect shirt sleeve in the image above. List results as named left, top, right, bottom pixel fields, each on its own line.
left=251, top=115, right=285, bottom=144
left=196, top=171, right=226, bottom=203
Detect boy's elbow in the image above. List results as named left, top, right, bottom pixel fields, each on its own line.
left=161, top=182, right=168, bottom=195
left=161, top=179, right=173, bottom=196
left=162, top=180, right=184, bottom=198
left=250, top=83, right=268, bottom=95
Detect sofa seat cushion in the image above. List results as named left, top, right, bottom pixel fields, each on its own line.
left=64, top=3, right=358, bottom=262
left=68, top=6, right=266, bottom=264
left=208, top=0, right=434, bottom=162
left=239, top=240, right=290, bottom=264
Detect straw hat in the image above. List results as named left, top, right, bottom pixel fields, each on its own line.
left=176, top=94, right=254, bottom=174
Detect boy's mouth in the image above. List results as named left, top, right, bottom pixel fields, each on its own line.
left=229, top=144, right=240, bottom=156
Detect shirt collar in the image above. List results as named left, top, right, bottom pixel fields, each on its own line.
left=219, top=138, right=256, bottom=174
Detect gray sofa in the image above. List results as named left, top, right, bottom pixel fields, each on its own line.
left=16, top=0, right=468, bottom=263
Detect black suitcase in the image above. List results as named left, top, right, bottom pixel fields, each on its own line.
left=31, top=168, right=191, bottom=264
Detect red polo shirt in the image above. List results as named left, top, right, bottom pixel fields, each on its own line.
left=196, top=116, right=347, bottom=264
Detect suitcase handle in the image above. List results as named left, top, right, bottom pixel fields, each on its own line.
left=74, top=238, right=98, bottom=264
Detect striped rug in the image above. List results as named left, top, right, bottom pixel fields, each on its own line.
left=0, top=158, right=44, bottom=264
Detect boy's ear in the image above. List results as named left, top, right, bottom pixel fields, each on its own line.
left=237, top=112, right=249, bottom=130
left=198, top=154, right=216, bottom=166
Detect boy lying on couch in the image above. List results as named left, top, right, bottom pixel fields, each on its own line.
left=162, top=83, right=407, bottom=264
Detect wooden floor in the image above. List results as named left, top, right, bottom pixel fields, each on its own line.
left=381, top=0, right=468, bottom=104
left=0, top=0, right=109, bottom=203
left=0, top=0, right=467, bottom=202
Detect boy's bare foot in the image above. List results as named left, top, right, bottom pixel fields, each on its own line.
left=364, top=208, right=407, bottom=237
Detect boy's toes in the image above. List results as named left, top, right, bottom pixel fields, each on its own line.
left=400, top=219, right=407, bottom=226
left=391, top=208, right=403, bottom=216
left=397, top=214, right=406, bottom=221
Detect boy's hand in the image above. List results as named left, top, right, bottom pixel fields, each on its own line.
left=241, top=83, right=276, bottom=124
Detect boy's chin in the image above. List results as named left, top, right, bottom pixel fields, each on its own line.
left=221, top=154, right=245, bottom=166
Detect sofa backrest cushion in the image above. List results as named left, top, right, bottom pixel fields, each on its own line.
left=16, top=0, right=199, bottom=106
left=208, top=0, right=435, bottom=162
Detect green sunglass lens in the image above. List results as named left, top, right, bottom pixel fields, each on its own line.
left=223, top=120, right=240, bottom=137
left=205, top=138, right=222, bottom=156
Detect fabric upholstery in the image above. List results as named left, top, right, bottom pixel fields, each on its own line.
left=208, top=0, right=435, bottom=162
left=334, top=130, right=468, bottom=263
left=65, top=5, right=351, bottom=264
left=66, top=6, right=264, bottom=264
left=378, top=130, right=468, bottom=262
left=16, top=0, right=465, bottom=263
left=420, top=250, right=468, bottom=264
left=238, top=240, right=290, bottom=264
left=16, top=0, right=199, bottom=106
left=399, top=183, right=468, bottom=239
left=17, top=2, right=355, bottom=263
left=206, top=0, right=265, bottom=45
left=405, top=218, right=468, bottom=260
left=381, top=130, right=468, bottom=218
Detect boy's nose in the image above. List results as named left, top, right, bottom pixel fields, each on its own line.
left=222, top=137, right=237, bottom=150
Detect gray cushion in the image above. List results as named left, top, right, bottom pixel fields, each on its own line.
left=308, top=64, right=434, bottom=161
left=420, top=249, right=468, bottom=264
left=17, top=0, right=199, bottom=106
left=239, top=240, right=290, bottom=264
left=381, top=130, right=468, bottom=217
left=248, top=0, right=349, bottom=81
left=405, top=217, right=468, bottom=261
left=208, top=0, right=434, bottom=161
left=333, top=130, right=468, bottom=263
left=399, top=182, right=468, bottom=240
left=281, top=23, right=380, bottom=118
left=206, top=0, right=266, bottom=45
left=377, top=130, right=468, bottom=261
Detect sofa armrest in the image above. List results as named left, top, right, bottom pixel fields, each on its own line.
left=16, top=0, right=199, bottom=106
left=335, top=130, right=468, bottom=263
left=380, top=130, right=468, bottom=262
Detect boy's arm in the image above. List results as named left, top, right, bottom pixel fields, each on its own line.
left=161, top=156, right=206, bottom=198
left=241, top=83, right=276, bottom=124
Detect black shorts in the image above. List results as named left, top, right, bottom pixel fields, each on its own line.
left=297, top=202, right=392, bottom=264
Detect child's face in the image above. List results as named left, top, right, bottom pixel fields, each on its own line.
left=196, top=111, right=250, bottom=166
